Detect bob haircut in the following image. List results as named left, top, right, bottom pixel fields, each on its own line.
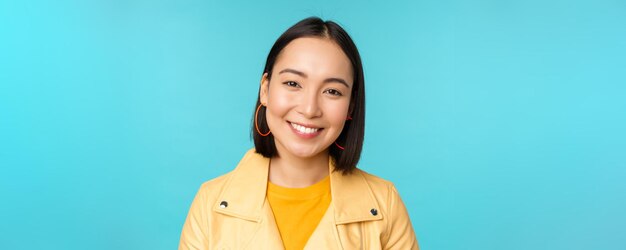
left=252, top=16, right=365, bottom=174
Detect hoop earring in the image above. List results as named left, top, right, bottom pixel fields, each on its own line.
left=255, top=104, right=271, bottom=136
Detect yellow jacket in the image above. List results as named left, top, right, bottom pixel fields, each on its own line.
left=179, top=149, right=419, bottom=249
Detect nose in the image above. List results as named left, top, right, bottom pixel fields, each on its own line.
left=297, top=90, right=322, bottom=119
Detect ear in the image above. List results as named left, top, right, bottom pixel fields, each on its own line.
left=259, top=73, right=269, bottom=105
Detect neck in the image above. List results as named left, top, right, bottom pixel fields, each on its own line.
left=269, top=149, right=329, bottom=188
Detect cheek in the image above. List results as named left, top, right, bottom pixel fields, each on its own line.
left=324, top=101, right=351, bottom=127
left=266, top=88, right=293, bottom=120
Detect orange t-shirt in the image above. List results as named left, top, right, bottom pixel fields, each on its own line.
left=267, top=175, right=331, bottom=250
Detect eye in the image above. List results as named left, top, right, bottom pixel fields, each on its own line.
left=283, top=81, right=300, bottom=88
left=324, top=89, right=343, bottom=96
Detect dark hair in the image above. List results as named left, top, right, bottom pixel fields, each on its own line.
left=252, top=16, right=365, bottom=174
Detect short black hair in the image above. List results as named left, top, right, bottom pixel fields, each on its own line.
left=252, top=16, right=365, bottom=174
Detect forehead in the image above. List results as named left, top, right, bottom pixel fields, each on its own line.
left=273, top=37, right=353, bottom=83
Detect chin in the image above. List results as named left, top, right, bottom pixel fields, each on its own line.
left=284, top=144, right=326, bottom=159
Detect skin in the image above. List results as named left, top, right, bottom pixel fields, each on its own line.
left=259, top=37, right=353, bottom=188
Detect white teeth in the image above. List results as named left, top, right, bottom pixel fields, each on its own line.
left=290, top=122, right=320, bottom=134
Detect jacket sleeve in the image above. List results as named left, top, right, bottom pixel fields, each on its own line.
left=383, top=184, right=419, bottom=250
left=179, top=184, right=210, bottom=250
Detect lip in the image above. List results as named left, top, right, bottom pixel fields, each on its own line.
left=287, top=121, right=324, bottom=139
left=288, top=121, right=322, bottom=129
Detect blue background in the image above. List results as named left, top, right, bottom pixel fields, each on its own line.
left=1, top=0, right=625, bottom=249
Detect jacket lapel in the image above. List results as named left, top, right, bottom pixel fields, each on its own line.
left=212, top=149, right=284, bottom=249
left=328, top=158, right=383, bottom=224
left=304, top=204, right=342, bottom=250
left=213, top=149, right=269, bottom=221
left=306, top=158, right=384, bottom=249
left=245, top=199, right=285, bottom=249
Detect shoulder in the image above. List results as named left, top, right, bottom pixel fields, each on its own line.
left=193, top=170, right=234, bottom=204
left=194, top=148, right=260, bottom=199
left=353, top=168, right=417, bottom=247
left=353, top=168, right=398, bottom=195
left=354, top=168, right=393, bottom=187
left=351, top=168, right=405, bottom=214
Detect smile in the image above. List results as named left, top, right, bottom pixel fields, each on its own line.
left=288, top=121, right=323, bottom=137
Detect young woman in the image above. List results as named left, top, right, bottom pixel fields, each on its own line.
left=179, top=17, right=419, bottom=250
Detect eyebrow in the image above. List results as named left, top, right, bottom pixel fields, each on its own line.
left=278, top=68, right=350, bottom=88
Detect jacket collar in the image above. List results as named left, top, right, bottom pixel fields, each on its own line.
left=213, top=149, right=383, bottom=224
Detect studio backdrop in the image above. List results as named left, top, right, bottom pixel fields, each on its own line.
left=1, top=0, right=624, bottom=249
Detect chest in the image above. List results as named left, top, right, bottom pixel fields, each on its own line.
left=207, top=200, right=386, bottom=250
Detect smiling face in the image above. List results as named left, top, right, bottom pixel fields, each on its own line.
left=259, top=37, right=353, bottom=160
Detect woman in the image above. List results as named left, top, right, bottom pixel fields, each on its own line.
left=179, top=17, right=419, bottom=250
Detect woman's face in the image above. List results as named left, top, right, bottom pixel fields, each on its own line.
left=260, top=37, right=353, bottom=160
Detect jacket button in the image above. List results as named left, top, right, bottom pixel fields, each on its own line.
left=219, top=201, right=228, bottom=208
left=370, top=208, right=378, bottom=216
